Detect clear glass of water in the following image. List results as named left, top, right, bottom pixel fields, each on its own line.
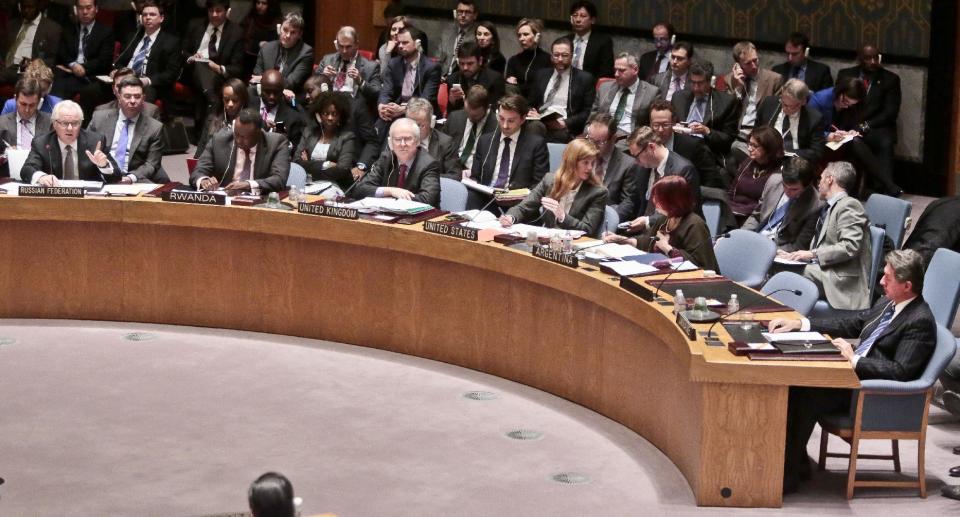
left=740, top=310, right=755, bottom=330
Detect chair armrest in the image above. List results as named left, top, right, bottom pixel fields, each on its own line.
left=860, top=379, right=932, bottom=393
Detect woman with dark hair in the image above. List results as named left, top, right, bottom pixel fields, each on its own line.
left=500, top=138, right=608, bottom=235
left=504, top=18, right=551, bottom=98
left=605, top=176, right=719, bottom=270
left=240, top=0, right=282, bottom=80
left=248, top=472, right=296, bottom=517
left=194, top=78, right=250, bottom=158
left=726, top=126, right=784, bottom=222
left=294, top=91, right=358, bottom=189
left=475, top=21, right=506, bottom=75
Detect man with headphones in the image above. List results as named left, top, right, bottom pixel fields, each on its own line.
left=318, top=26, right=381, bottom=105
left=377, top=27, right=441, bottom=134
left=353, top=117, right=441, bottom=207
left=51, top=0, right=114, bottom=113
left=1, top=0, right=62, bottom=87
left=437, top=0, right=478, bottom=78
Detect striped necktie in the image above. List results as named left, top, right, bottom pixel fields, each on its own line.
left=854, top=303, right=896, bottom=357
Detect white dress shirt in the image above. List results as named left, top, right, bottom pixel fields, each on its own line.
left=72, top=21, right=96, bottom=66
left=195, top=22, right=223, bottom=59
left=609, top=79, right=638, bottom=135
left=540, top=69, right=570, bottom=119
left=572, top=32, right=590, bottom=70
left=126, top=27, right=161, bottom=72
left=774, top=109, right=800, bottom=151
left=10, top=14, right=41, bottom=65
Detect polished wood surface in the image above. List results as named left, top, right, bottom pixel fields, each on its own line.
left=0, top=196, right=859, bottom=508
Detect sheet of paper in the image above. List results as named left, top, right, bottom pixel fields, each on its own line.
left=590, top=243, right=643, bottom=259
left=762, top=331, right=829, bottom=343
left=602, top=261, right=659, bottom=277
left=460, top=178, right=496, bottom=196
left=826, top=134, right=855, bottom=151
left=774, top=256, right=809, bottom=266
left=0, top=182, right=21, bottom=194
left=303, top=181, right=342, bottom=196
left=345, top=197, right=433, bottom=214
left=5, top=148, right=29, bottom=181
left=457, top=209, right=498, bottom=223
left=574, top=239, right=604, bottom=251
left=59, top=180, right=104, bottom=189
left=509, top=223, right=586, bottom=240
left=96, top=75, right=113, bottom=83
left=100, top=183, right=159, bottom=195
left=747, top=342, right=777, bottom=350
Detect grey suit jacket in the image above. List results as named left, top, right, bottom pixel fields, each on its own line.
left=436, top=23, right=477, bottom=75
left=0, top=111, right=50, bottom=178
left=652, top=69, right=692, bottom=101
left=601, top=148, right=639, bottom=221
left=190, top=130, right=290, bottom=193
left=425, top=129, right=460, bottom=179
left=591, top=79, right=659, bottom=137
left=506, top=173, right=609, bottom=236
left=88, top=109, right=168, bottom=183
left=354, top=147, right=441, bottom=207
left=95, top=100, right=160, bottom=120
left=254, top=40, right=314, bottom=91
left=633, top=151, right=699, bottom=217
left=317, top=52, right=382, bottom=104
left=803, top=194, right=872, bottom=310
left=741, top=173, right=822, bottom=252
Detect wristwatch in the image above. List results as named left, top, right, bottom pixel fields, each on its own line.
left=356, top=163, right=367, bottom=172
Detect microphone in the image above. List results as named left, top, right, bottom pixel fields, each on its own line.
left=652, top=253, right=685, bottom=301
left=465, top=194, right=499, bottom=223
left=705, top=288, right=802, bottom=339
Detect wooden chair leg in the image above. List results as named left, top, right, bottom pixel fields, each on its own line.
left=892, top=439, right=901, bottom=472
left=847, top=435, right=859, bottom=499
left=918, top=436, right=927, bottom=498
left=818, top=430, right=829, bottom=470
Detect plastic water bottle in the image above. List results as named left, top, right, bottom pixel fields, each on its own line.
left=674, top=289, right=686, bottom=315
left=549, top=233, right=562, bottom=251
left=727, top=294, right=739, bottom=319
left=561, top=231, right=574, bottom=253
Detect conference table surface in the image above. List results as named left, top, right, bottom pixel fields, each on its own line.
left=0, top=194, right=859, bottom=508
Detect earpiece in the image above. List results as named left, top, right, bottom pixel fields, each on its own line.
left=710, top=75, right=716, bottom=88
left=452, top=9, right=457, bottom=20
left=804, top=47, right=810, bottom=58
left=670, top=34, right=676, bottom=45
left=73, top=5, right=77, bottom=16
left=415, top=39, right=423, bottom=53
left=333, top=39, right=340, bottom=51
left=878, top=53, right=883, bottom=64
left=534, top=32, right=541, bottom=43
left=277, top=23, right=282, bottom=36
left=388, top=138, right=394, bottom=151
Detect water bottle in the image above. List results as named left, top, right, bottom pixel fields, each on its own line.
left=561, top=230, right=574, bottom=253
left=727, top=294, right=739, bottom=319
left=549, top=233, right=562, bottom=251
left=525, top=230, right=539, bottom=248
left=674, top=289, right=686, bottom=315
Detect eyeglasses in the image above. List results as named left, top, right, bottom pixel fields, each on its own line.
left=747, top=141, right=760, bottom=150
left=650, top=123, right=672, bottom=130
left=391, top=135, right=416, bottom=145
left=454, top=9, right=474, bottom=15
left=552, top=52, right=571, bottom=59
left=55, top=120, right=81, bottom=128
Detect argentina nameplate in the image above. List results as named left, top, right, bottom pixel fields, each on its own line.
left=19, top=186, right=85, bottom=198
left=531, top=245, right=578, bottom=268
left=297, top=202, right=359, bottom=220
left=423, top=220, right=478, bottom=241
left=161, top=190, right=226, bottom=205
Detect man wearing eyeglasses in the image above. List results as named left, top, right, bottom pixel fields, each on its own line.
left=436, top=0, right=478, bottom=78
left=526, top=37, right=595, bottom=143
left=353, top=117, right=440, bottom=207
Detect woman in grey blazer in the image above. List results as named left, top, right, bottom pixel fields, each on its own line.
left=294, top=91, right=358, bottom=190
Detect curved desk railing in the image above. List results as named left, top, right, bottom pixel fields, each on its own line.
left=0, top=196, right=859, bottom=508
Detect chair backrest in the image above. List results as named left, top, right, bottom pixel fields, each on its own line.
left=595, top=77, right=615, bottom=92
left=358, top=49, right=375, bottom=61
left=701, top=200, right=722, bottom=241
left=761, top=271, right=821, bottom=316
left=437, top=82, right=449, bottom=118
left=867, top=225, right=886, bottom=300
left=862, top=325, right=959, bottom=392
left=439, top=177, right=468, bottom=212
left=600, top=205, right=619, bottom=237
left=713, top=229, right=776, bottom=288
left=287, top=163, right=307, bottom=189
left=865, top=194, right=912, bottom=248
left=922, top=248, right=960, bottom=327
left=547, top=143, right=565, bottom=172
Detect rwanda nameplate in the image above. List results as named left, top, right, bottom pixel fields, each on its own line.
left=423, top=220, right=478, bottom=241
left=531, top=245, right=578, bottom=268
left=162, top=191, right=226, bottom=205
left=297, top=202, right=359, bottom=220
left=19, top=186, right=85, bottom=198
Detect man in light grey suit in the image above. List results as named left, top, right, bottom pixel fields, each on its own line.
left=584, top=112, right=638, bottom=221
left=436, top=0, right=478, bottom=77
left=87, top=76, right=168, bottom=184
left=591, top=52, right=659, bottom=141
left=781, top=161, right=872, bottom=310
left=191, top=108, right=290, bottom=193
left=0, top=78, right=51, bottom=178
left=317, top=26, right=381, bottom=105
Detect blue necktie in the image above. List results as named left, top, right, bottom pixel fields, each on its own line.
left=855, top=303, right=895, bottom=357
left=132, top=36, right=151, bottom=75
left=115, top=118, right=133, bottom=172
left=763, top=197, right=793, bottom=232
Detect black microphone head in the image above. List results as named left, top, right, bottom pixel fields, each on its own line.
left=791, top=289, right=803, bottom=296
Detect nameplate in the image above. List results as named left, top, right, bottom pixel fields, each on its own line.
left=675, top=312, right=697, bottom=340
left=19, top=186, right=85, bottom=198
left=423, top=220, right=478, bottom=241
left=297, top=202, right=359, bottom=220
left=162, top=191, right=226, bottom=205
left=531, top=245, right=578, bottom=268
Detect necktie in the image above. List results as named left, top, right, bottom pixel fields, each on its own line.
left=237, top=149, right=251, bottom=182
left=334, top=60, right=347, bottom=90
left=260, top=106, right=269, bottom=124
left=459, top=124, right=478, bottom=163
left=544, top=72, right=562, bottom=105
left=78, top=26, right=89, bottom=64
left=208, top=27, right=219, bottom=61
left=855, top=303, right=896, bottom=357
left=278, top=49, right=287, bottom=73
left=401, top=62, right=416, bottom=101
left=614, top=87, right=630, bottom=124
left=397, top=163, right=408, bottom=188
left=595, top=157, right=605, bottom=181
left=5, top=22, right=29, bottom=66
left=19, top=118, right=32, bottom=149
left=762, top=197, right=793, bottom=232
left=63, top=145, right=77, bottom=180
left=573, top=38, right=584, bottom=69
left=450, top=31, right=464, bottom=74
left=781, top=114, right=794, bottom=152
left=812, top=204, right=830, bottom=247
left=115, top=118, right=133, bottom=172
left=669, top=75, right=682, bottom=100
left=494, top=137, right=511, bottom=188
left=650, top=53, right=664, bottom=80
left=688, top=98, right=705, bottom=124
left=132, top=36, right=151, bottom=75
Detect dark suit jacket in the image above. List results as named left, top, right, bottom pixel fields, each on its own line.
left=601, top=148, right=639, bottom=221
left=55, top=20, right=114, bottom=76
left=672, top=89, right=740, bottom=160
left=591, top=78, right=659, bottom=137
left=251, top=96, right=304, bottom=150
left=318, top=52, right=382, bottom=104
left=903, top=196, right=960, bottom=266
left=441, top=109, right=497, bottom=168
left=506, top=173, right=608, bottom=235
left=652, top=69, right=691, bottom=101
left=756, top=96, right=827, bottom=163
left=564, top=31, right=614, bottom=80
left=3, top=16, right=61, bottom=68
left=21, top=129, right=121, bottom=182
left=470, top=129, right=550, bottom=190
left=379, top=54, right=442, bottom=112
left=425, top=129, right=460, bottom=179
left=668, top=133, right=716, bottom=197
left=741, top=175, right=822, bottom=252
left=95, top=100, right=160, bottom=120
left=0, top=111, right=51, bottom=178
left=115, top=29, right=182, bottom=93
left=835, top=65, right=901, bottom=133
left=527, top=67, right=596, bottom=136
left=639, top=49, right=668, bottom=82
left=633, top=150, right=699, bottom=217
left=443, top=67, right=505, bottom=112
left=182, top=19, right=244, bottom=80
left=293, top=123, right=357, bottom=189
left=354, top=147, right=441, bottom=207
left=772, top=59, right=834, bottom=93
left=812, top=296, right=937, bottom=381
left=190, top=130, right=290, bottom=193
left=254, top=40, right=315, bottom=92
left=87, top=109, right=168, bottom=183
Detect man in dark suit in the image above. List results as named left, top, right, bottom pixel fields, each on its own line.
left=651, top=41, right=694, bottom=102
left=647, top=100, right=718, bottom=194
left=51, top=0, right=113, bottom=112
left=317, top=26, right=382, bottom=105
left=835, top=44, right=902, bottom=196
left=94, top=67, right=160, bottom=120
left=0, top=78, right=51, bottom=178
left=638, top=21, right=674, bottom=81
left=526, top=37, right=595, bottom=143
left=591, top=52, right=659, bottom=141
left=756, top=79, right=827, bottom=164
left=772, top=32, right=834, bottom=93
left=565, top=0, right=613, bottom=80
left=769, top=249, right=937, bottom=493
left=624, top=125, right=699, bottom=221
left=1, top=0, right=61, bottom=86
left=469, top=94, right=550, bottom=196
left=87, top=76, right=167, bottom=184
left=585, top=113, right=638, bottom=221
left=741, top=157, right=822, bottom=252
left=672, top=60, right=739, bottom=171
left=113, top=1, right=181, bottom=104
left=252, top=12, right=314, bottom=95
left=251, top=69, right=304, bottom=149
left=903, top=195, right=960, bottom=267
left=21, top=100, right=120, bottom=185
left=444, top=42, right=504, bottom=114
left=181, top=0, right=245, bottom=128
left=441, top=84, right=496, bottom=174
left=354, top=117, right=440, bottom=207
left=378, top=28, right=441, bottom=126
left=191, top=108, right=289, bottom=193
left=405, top=98, right=460, bottom=179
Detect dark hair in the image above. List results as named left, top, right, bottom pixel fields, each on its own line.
left=464, top=84, right=490, bottom=108
left=112, top=67, right=135, bottom=85
left=243, top=0, right=281, bottom=24
left=219, top=77, right=249, bottom=112
left=475, top=21, right=501, bottom=53
left=586, top=111, right=616, bottom=137
left=885, top=249, right=926, bottom=295
left=205, top=0, right=230, bottom=9
left=140, top=0, right=163, bottom=15
left=457, top=41, right=481, bottom=59
left=552, top=36, right=573, bottom=51
left=117, top=75, right=144, bottom=91
left=649, top=98, right=676, bottom=120
left=786, top=31, right=810, bottom=49
left=236, top=107, right=264, bottom=129
left=248, top=472, right=295, bottom=517
left=749, top=126, right=785, bottom=160
left=498, top=94, right=528, bottom=117
left=457, top=0, right=476, bottom=8
left=652, top=21, right=675, bottom=37
left=76, top=0, right=98, bottom=6
left=835, top=76, right=866, bottom=102
left=781, top=156, right=814, bottom=186
left=673, top=41, right=694, bottom=59
left=688, top=60, right=714, bottom=79
left=651, top=175, right=694, bottom=217
left=569, top=0, right=597, bottom=18
left=14, top=77, right=41, bottom=97
left=310, top=91, right=351, bottom=130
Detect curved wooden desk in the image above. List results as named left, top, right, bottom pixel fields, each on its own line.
left=0, top=196, right=859, bottom=507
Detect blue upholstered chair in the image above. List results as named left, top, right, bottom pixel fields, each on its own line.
left=439, top=177, right=468, bottom=213
left=287, top=163, right=307, bottom=190
left=808, top=225, right=887, bottom=319
left=817, top=325, right=958, bottom=499
left=922, top=248, right=960, bottom=327
left=865, top=194, right=912, bottom=249
left=760, top=272, right=820, bottom=316
left=701, top=200, right=722, bottom=241
left=713, top=229, right=776, bottom=288
left=600, top=205, right=619, bottom=238
left=547, top=142, right=565, bottom=172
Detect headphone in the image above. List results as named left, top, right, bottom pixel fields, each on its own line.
left=534, top=32, right=541, bottom=44
left=878, top=53, right=883, bottom=64
left=415, top=39, right=423, bottom=53
left=452, top=9, right=458, bottom=20
left=804, top=47, right=810, bottom=58
left=333, top=39, right=340, bottom=51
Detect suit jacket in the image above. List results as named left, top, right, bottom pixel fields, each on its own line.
left=0, top=111, right=51, bottom=178
left=379, top=54, right=442, bottom=112
left=437, top=23, right=477, bottom=75
left=470, top=129, right=550, bottom=190
left=293, top=123, right=357, bottom=189
left=354, top=147, right=440, bottom=207
left=741, top=174, right=822, bottom=252
left=87, top=109, right=168, bottom=183
left=95, top=100, right=160, bottom=120
left=652, top=69, right=691, bottom=101
left=668, top=133, right=715, bottom=197
left=633, top=150, right=699, bottom=217
left=835, top=65, right=901, bottom=133
left=671, top=89, right=740, bottom=159
left=506, top=173, right=608, bottom=235
left=190, top=130, right=290, bottom=193
left=772, top=59, right=834, bottom=93
left=254, top=40, right=315, bottom=91
left=443, top=67, right=505, bottom=112
left=182, top=19, right=244, bottom=80
left=638, top=212, right=720, bottom=271
left=638, top=49, right=669, bottom=82
left=600, top=148, right=639, bottom=221
left=903, top=195, right=960, bottom=266
left=722, top=68, right=783, bottom=127
left=251, top=96, right=305, bottom=149
left=440, top=109, right=497, bottom=169
left=115, top=29, right=182, bottom=93
left=425, top=129, right=460, bottom=179
left=2, top=16, right=61, bottom=68
left=55, top=20, right=113, bottom=76
left=527, top=67, right=596, bottom=136
left=318, top=52, right=382, bottom=104
left=21, top=129, right=121, bottom=182
left=803, top=194, right=873, bottom=310
left=564, top=31, right=614, bottom=80
left=591, top=78, right=659, bottom=136
left=755, top=96, right=827, bottom=163
left=812, top=296, right=937, bottom=381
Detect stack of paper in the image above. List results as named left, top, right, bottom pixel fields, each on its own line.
left=346, top=197, right=434, bottom=215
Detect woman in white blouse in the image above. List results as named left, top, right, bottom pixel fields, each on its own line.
left=293, top=91, right=358, bottom=189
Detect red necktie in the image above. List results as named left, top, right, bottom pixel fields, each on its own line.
left=398, top=164, right=408, bottom=188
